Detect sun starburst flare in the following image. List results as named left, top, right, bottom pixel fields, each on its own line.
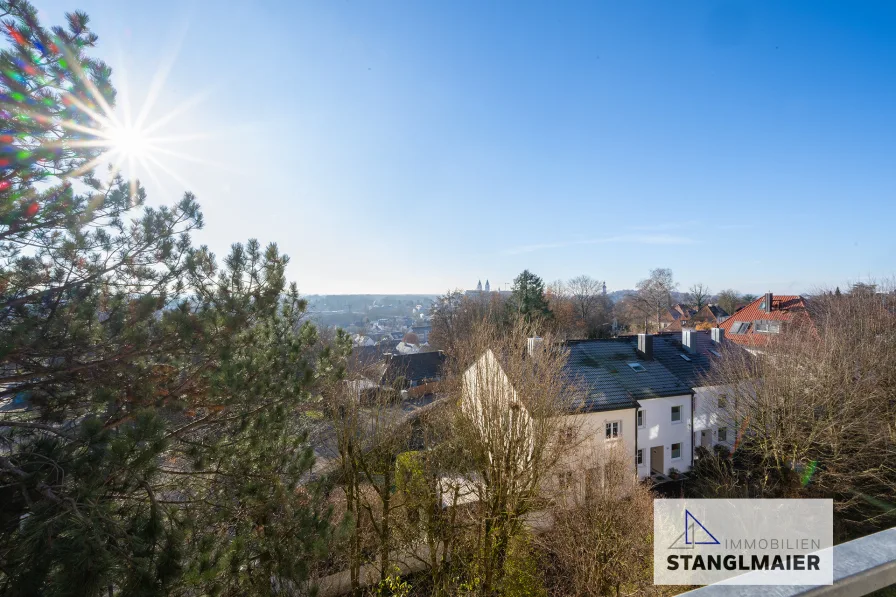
left=55, top=71, right=212, bottom=204
left=2, top=15, right=213, bottom=207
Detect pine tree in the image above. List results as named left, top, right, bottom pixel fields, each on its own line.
left=0, top=3, right=345, bottom=594
left=508, top=269, right=552, bottom=322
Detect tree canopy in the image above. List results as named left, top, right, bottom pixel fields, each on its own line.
left=0, top=3, right=346, bottom=594
left=508, top=269, right=552, bottom=323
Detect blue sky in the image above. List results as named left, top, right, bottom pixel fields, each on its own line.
left=38, top=0, right=896, bottom=295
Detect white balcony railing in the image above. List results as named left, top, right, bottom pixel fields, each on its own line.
left=679, top=527, right=896, bottom=597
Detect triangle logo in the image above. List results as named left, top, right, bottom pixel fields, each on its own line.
left=668, top=509, right=721, bottom=549
left=685, top=510, right=720, bottom=545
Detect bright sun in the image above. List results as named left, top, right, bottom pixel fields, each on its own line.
left=105, top=124, right=150, bottom=159
left=51, top=45, right=210, bottom=201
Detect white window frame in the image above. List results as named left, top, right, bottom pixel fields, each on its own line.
left=755, top=319, right=782, bottom=334
left=671, top=442, right=682, bottom=460
left=671, top=405, right=682, bottom=424
left=637, top=409, right=645, bottom=428
left=605, top=420, right=621, bottom=440
left=637, top=448, right=644, bottom=466
left=718, top=427, right=728, bottom=442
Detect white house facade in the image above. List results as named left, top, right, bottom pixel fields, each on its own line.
left=636, top=393, right=693, bottom=478
left=462, top=328, right=739, bottom=488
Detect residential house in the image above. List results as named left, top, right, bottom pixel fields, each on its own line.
left=411, top=324, right=432, bottom=344
left=382, top=351, right=446, bottom=395
left=462, top=333, right=710, bottom=482
left=351, top=334, right=376, bottom=347
left=461, top=324, right=748, bottom=489
left=719, top=292, right=810, bottom=350
left=648, top=329, right=736, bottom=457
left=692, top=304, right=729, bottom=325
left=660, top=304, right=696, bottom=330
left=564, top=336, right=695, bottom=479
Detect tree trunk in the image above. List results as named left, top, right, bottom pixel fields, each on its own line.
left=379, top=462, right=392, bottom=582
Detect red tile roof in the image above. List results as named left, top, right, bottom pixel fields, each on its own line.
left=719, top=294, right=809, bottom=346
left=663, top=319, right=684, bottom=332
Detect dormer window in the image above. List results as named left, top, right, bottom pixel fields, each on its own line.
left=754, top=320, right=781, bottom=334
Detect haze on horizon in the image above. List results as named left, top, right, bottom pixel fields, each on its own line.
left=38, top=0, right=896, bottom=296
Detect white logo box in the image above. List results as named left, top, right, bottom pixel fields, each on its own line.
left=654, top=499, right=833, bottom=586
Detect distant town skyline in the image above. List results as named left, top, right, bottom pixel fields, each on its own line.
left=37, top=0, right=896, bottom=294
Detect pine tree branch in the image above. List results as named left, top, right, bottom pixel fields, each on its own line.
left=0, top=419, right=73, bottom=439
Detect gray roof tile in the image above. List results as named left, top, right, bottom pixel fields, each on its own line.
left=562, top=339, right=693, bottom=413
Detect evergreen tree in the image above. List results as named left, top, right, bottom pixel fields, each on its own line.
left=0, top=3, right=345, bottom=594
left=508, top=269, right=552, bottom=322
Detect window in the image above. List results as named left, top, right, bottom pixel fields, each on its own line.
left=605, top=420, right=621, bottom=440
left=627, top=362, right=646, bottom=373
left=755, top=320, right=782, bottom=334
left=637, top=409, right=645, bottom=428
left=637, top=449, right=644, bottom=466
left=671, top=442, right=682, bottom=460
left=718, top=395, right=727, bottom=409
left=680, top=354, right=692, bottom=362
left=718, top=427, right=728, bottom=442
left=671, top=405, right=682, bottom=423
left=709, top=349, right=722, bottom=357
left=731, top=321, right=750, bottom=334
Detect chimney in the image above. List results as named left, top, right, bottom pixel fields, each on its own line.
left=637, top=333, right=653, bottom=360
left=711, top=327, right=725, bottom=344
left=682, top=329, right=697, bottom=354
left=762, top=292, right=774, bottom=313
left=527, top=336, right=544, bottom=357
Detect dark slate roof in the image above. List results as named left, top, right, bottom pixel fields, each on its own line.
left=562, top=339, right=693, bottom=413
left=645, top=333, right=714, bottom=388
left=350, top=346, right=389, bottom=369
left=705, top=305, right=729, bottom=318
left=383, top=351, right=446, bottom=385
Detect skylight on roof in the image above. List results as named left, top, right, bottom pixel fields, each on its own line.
left=680, top=354, right=692, bottom=362
left=731, top=322, right=750, bottom=334
left=709, top=349, right=721, bottom=357
left=627, top=362, right=646, bottom=372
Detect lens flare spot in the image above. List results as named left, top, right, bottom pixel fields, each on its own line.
left=800, top=460, right=818, bottom=487
left=106, top=124, right=150, bottom=159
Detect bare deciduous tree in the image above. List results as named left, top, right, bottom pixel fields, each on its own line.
left=701, top=285, right=896, bottom=533
left=567, top=275, right=604, bottom=323
left=687, top=283, right=712, bottom=312
left=448, top=316, right=580, bottom=596
left=323, top=368, right=414, bottom=592
left=716, top=289, right=743, bottom=316
left=547, top=276, right=611, bottom=340
left=429, top=290, right=506, bottom=355
left=537, top=443, right=656, bottom=597
left=634, top=268, right=677, bottom=332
